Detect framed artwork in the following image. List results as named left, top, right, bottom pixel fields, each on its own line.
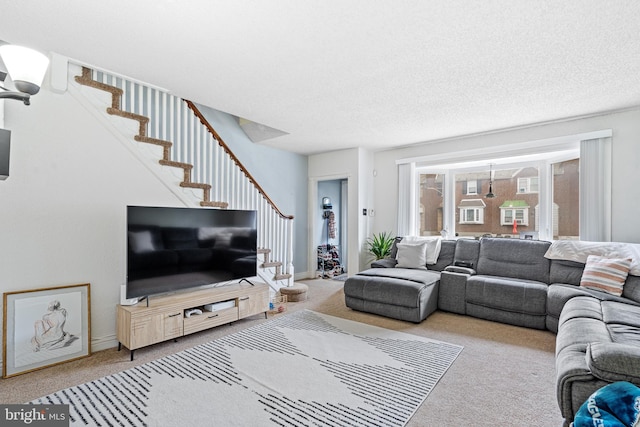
left=3, top=283, right=91, bottom=378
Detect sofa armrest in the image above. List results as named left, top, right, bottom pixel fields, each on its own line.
left=371, top=258, right=397, bottom=268
left=438, top=271, right=468, bottom=315
left=444, top=265, right=476, bottom=275
left=586, top=342, right=640, bottom=383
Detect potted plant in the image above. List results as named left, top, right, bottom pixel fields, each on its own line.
left=366, top=231, right=396, bottom=261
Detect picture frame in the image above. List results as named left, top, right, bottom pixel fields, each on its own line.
left=3, top=283, right=91, bottom=378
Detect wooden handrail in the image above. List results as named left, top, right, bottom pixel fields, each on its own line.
left=185, top=100, right=294, bottom=220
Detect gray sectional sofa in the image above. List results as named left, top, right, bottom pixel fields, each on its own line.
left=343, top=237, right=640, bottom=426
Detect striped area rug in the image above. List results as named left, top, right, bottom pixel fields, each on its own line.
left=32, top=310, right=463, bottom=426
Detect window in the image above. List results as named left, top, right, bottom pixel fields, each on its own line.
left=402, top=131, right=610, bottom=241
left=416, top=157, right=579, bottom=240
left=460, top=208, right=484, bottom=224
left=552, top=159, right=579, bottom=240
left=458, top=199, right=485, bottom=224
left=517, top=177, right=539, bottom=193
left=418, top=173, right=443, bottom=236
left=466, top=180, right=478, bottom=195
left=501, top=202, right=529, bottom=226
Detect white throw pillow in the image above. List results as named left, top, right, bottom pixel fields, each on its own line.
left=395, top=241, right=428, bottom=269
left=128, top=231, right=155, bottom=253
left=403, top=236, right=442, bottom=264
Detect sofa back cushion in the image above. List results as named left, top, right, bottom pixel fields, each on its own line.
left=550, top=259, right=585, bottom=285
left=429, top=240, right=456, bottom=271
left=390, top=237, right=455, bottom=271
left=623, top=275, right=640, bottom=304
left=550, top=259, right=640, bottom=304
left=476, top=238, right=551, bottom=283
left=389, top=236, right=404, bottom=259
left=452, top=239, right=480, bottom=269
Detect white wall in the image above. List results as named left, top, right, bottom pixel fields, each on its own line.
left=0, top=82, right=191, bottom=356
left=372, top=109, right=640, bottom=243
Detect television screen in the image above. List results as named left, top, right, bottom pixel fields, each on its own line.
left=126, top=206, right=257, bottom=299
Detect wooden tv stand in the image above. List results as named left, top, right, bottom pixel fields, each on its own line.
left=116, top=281, right=269, bottom=360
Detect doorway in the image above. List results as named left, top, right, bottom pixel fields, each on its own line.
left=317, top=179, right=348, bottom=278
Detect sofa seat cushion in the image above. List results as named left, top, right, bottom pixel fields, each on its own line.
left=601, top=301, right=640, bottom=345
left=466, top=275, right=548, bottom=315
left=547, top=283, right=639, bottom=319
left=555, top=296, right=640, bottom=421
left=345, top=268, right=440, bottom=307
left=587, top=342, right=640, bottom=383
left=556, top=298, right=640, bottom=357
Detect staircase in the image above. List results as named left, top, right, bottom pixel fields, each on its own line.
left=71, top=65, right=293, bottom=290
left=257, top=248, right=290, bottom=281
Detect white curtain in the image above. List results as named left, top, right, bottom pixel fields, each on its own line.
left=579, top=137, right=612, bottom=241
left=397, top=162, right=416, bottom=237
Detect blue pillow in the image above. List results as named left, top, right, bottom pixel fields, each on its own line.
left=574, top=382, right=640, bottom=427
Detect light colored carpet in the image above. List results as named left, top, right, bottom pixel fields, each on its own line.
left=0, top=279, right=563, bottom=426
left=31, top=310, right=462, bottom=426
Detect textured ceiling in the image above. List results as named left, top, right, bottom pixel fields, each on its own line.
left=1, top=1, right=639, bottom=155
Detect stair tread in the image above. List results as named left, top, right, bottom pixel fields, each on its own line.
left=134, top=135, right=172, bottom=147
left=75, top=76, right=123, bottom=95
left=106, top=108, right=149, bottom=123
left=159, top=159, right=193, bottom=169
left=257, top=248, right=271, bottom=254
left=75, top=71, right=123, bottom=109
left=275, top=274, right=292, bottom=280
left=180, top=182, right=211, bottom=190
left=200, top=201, right=229, bottom=208
left=262, top=261, right=282, bottom=268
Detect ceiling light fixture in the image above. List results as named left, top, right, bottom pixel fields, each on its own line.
left=0, top=44, right=50, bottom=106
left=486, top=164, right=495, bottom=199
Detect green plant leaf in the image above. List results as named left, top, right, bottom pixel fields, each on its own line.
left=366, top=231, right=396, bottom=260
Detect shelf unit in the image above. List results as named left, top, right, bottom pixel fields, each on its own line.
left=116, top=282, right=269, bottom=360
left=317, top=244, right=343, bottom=278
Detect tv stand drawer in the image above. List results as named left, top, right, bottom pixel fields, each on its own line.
left=184, top=306, right=238, bottom=335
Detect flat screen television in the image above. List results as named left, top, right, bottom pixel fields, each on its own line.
left=126, top=205, right=257, bottom=300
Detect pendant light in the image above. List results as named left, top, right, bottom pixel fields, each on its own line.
left=486, top=164, right=495, bottom=198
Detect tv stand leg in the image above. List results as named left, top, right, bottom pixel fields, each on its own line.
left=118, top=342, right=122, bottom=351
left=130, top=350, right=135, bottom=362
left=264, top=312, right=267, bottom=319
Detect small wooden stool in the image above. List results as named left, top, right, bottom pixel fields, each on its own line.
left=280, top=283, right=309, bottom=302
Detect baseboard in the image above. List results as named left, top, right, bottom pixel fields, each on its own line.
left=92, top=335, right=119, bottom=352
left=0, top=338, right=119, bottom=377
left=294, top=271, right=314, bottom=281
